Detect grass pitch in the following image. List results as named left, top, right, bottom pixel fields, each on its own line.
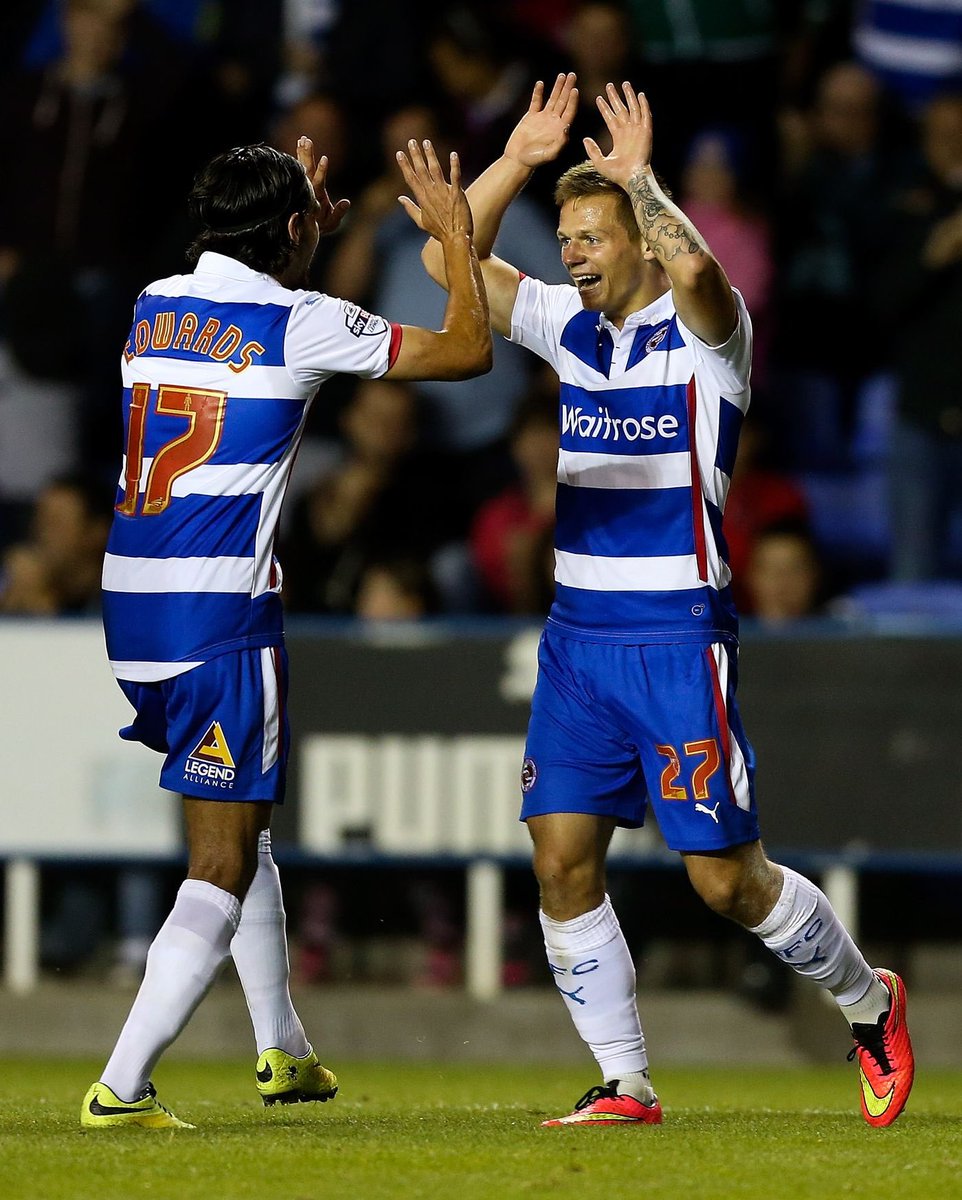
left=1, top=1060, right=960, bottom=1200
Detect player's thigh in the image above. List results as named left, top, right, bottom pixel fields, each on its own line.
left=520, top=630, right=647, bottom=829
left=630, top=641, right=759, bottom=853
left=161, top=646, right=290, bottom=804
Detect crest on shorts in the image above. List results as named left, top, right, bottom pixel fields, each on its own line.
left=521, top=757, right=538, bottom=793
left=188, top=721, right=236, bottom=768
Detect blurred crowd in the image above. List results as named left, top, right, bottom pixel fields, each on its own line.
left=5, top=0, right=962, bottom=626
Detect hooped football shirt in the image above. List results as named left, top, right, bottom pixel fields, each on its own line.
left=103, top=251, right=401, bottom=681
left=509, top=278, right=752, bottom=644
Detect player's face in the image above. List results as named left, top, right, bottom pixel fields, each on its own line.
left=557, top=195, right=646, bottom=321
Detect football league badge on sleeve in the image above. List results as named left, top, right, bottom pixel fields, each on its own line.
left=342, top=301, right=387, bottom=338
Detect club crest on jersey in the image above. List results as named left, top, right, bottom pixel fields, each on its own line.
left=342, top=302, right=387, bottom=338
left=645, top=323, right=669, bottom=353
left=185, top=721, right=236, bottom=789
left=521, top=757, right=538, bottom=792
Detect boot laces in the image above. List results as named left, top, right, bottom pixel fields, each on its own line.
left=573, top=1083, right=620, bottom=1111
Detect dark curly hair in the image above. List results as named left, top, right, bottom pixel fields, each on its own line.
left=186, top=144, right=314, bottom=276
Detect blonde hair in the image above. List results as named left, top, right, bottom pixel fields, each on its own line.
left=553, top=162, right=639, bottom=240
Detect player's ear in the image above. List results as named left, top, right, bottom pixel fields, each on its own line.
left=288, top=212, right=301, bottom=245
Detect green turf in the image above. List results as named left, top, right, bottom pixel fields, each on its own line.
left=1, top=1060, right=960, bottom=1200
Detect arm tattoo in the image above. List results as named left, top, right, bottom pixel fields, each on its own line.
left=627, top=171, right=701, bottom=261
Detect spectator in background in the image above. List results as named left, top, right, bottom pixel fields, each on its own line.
left=874, top=91, right=962, bottom=580
left=723, top=419, right=810, bottom=612
left=274, top=0, right=338, bottom=109
left=354, top=557, right=441, bottom=621
left=0, top=0, right=190, bottom=480
left=326, top=104, right=443, bottom=307
left=271, top=91, right=349, bottom=198
left=679, top=127, right=774, bottom=388
left=620, top=0, right=789, bottom=190
left=773, top=60, right=904, bottom=469
left=325, top=101, right=566, bottom=525
left=281, top=379, right=460, bottom=614
left=0, top=544, right=59, bottom=616
left=470, top=384, right=558, bottom=613
left=321, top=0, right=435, bottom=154
left=512, top=521, right=558, bottom=617
left=426, top=6, right=531, bottom=184
left=269, top=90, right=355, bottom=315
left=743, top=518, right=825, bottom=624
left=546, top=2, right=645, bottom=201
left=853, top=0, right=962, bottom=114
left=0, top=474, right=111, bottom=615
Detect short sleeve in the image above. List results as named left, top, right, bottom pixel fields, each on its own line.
left=508, top=276, right=582, bottom=369
left=674, top=288, right=753, bottom=395
left=284, top=292, right=396, bottom=388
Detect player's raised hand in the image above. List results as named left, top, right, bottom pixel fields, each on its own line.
left=584, top=82, right=653, bottom=189
left=296, top=136, right=351, bottom=235
left=396, top=139, right=474, bottom=242
left=505, top=72, right=579, bottom=169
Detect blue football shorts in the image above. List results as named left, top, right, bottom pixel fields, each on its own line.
left=520, top=627, right=760, bottom=852
left=117, top=646, right=290, bottom=804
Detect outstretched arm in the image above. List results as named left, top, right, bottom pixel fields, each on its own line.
left=586, top=83, right=737, bottom=346
left=385, top=140, right=492, bottom=382
left=420, top=73, right=579, bottom=336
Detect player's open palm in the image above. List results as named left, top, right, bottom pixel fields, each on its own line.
left=296, top=136, right=351, bottom=235
left=396, top=140, right=474, bottom=242
left=505, top=72, right=579, bottom=168
left=585, top=82, right=653, bottom=190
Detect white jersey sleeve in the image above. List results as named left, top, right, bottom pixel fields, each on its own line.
left=284, top=292, right=398, bottom=389
left=508, top=276, right=583, bottom=370
left=674, top=287, right=752, bottom=402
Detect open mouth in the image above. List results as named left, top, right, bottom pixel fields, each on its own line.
left=574, top=275, right=601, bottom=293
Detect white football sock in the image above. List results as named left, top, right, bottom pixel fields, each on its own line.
left=100, top=879, right=241, bottom=1101
left=748, top=866, right=886, bottom=1018
left=609, top=1069, right=653, bottom=1103
left=540, top=895, right=653, bottom=1096
left=230, top=829, right=310, bottom=1056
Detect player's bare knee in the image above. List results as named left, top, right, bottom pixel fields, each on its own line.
left=686, top=856, right=748, bottom=919
left=533, top=849, right=604, bottom=917
left=690, top=860, right=781, bottom=926
left=692, top=871, right=746, bottom=920
left=187, top=846, right=258, bottom=900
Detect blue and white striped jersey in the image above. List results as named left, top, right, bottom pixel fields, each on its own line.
left=103, top=251, right=400, bottom=681
left=509, top=277, right=752, bottom=644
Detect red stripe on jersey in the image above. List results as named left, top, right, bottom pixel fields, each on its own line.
left=387, top=322, right=403, bottom=369
left=705, top=646, right=736, bottom=804
left=687, top=375, right=708, bottom=582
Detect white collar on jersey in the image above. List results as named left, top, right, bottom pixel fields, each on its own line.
left=594, top=286, right=674, bottom=336
left=194, top=251, right=279, bottom=286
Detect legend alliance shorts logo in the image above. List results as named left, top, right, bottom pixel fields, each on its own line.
left=185, top=721, right=236, bottom=790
